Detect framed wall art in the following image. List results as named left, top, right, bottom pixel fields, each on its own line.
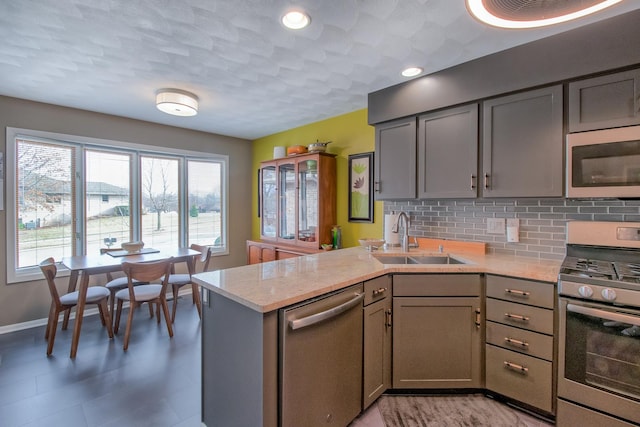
left=348, top=152, right=374, bottom=223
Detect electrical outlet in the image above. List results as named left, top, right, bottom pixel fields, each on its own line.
left=487, top=218, right=505, bottom=234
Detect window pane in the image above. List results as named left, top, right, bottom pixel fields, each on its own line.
left=141, top=156, right=180, bottom=250
left=187, top=160, right=222, bottom=246
left=16, top=139, right=74, bottom=268
left=85, top=150, right=131, bottom=254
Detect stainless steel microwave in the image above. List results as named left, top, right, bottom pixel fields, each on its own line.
left=567, top=125, right=640, bottom=198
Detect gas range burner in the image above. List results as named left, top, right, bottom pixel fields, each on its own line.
left=561, top=257, right=616, bottom=280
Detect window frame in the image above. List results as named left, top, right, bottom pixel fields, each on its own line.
left=6, top=127, right=229, bottom=284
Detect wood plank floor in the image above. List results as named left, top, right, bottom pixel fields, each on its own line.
left=0, top=299, right=553, bottom=427
left=0, top=301, right=202, bottom=427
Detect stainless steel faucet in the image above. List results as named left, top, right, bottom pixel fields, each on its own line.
left=396, top=212, right=411, bottom=252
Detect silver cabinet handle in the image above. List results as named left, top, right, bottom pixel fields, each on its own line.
left=504, top=312, right=530, bottom=322
left=475, top=308, right=481, bottom=329
left=385, top=309, right=392, bottom=329
left=289, top=293, right=364, bottom=330
left=484, top=173, right=490, bottom=189
left=504, top=361, right=528, bottom=374
left=471, top=175, right=476, bottom=189
left=505, top=288, right=530, bottom=298
left=372, top=287, right=387, bottom=297
left=374, top=181, right=380, bottom=192
left=567, top=303, right=640, bottom=326
left=504, top=337, right=529, bottom=348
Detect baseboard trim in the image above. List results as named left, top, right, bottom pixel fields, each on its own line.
left=0, top=288, right=195, bottom=335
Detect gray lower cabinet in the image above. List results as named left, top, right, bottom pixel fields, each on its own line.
left=374, top=116, right=416, bottom=200
left=392, top=274, right=482, bottom=389
left=485, top=275, right=556, bottom=415
left=417, top=104, right=478, bottom=198
left=362, top=275, right=392, bottom=409
left=569, top=68, right=640, bottom=132
left=482, top=85, right=563, bottom=197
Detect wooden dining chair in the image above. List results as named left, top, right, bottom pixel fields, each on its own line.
left=114, top=258, right=174, bottom=351
left=167, top=243, right=211, bottom=322
left=39, top=257, right=113, bottom=356
left=100, top=247, right=151, bottom=322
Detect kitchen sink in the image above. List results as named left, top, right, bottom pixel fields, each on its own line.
left=373, top=255, right=466, bottom=265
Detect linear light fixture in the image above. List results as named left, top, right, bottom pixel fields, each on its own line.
left=156, top=89, right=199, bottom=117
left=466, top=0, right=623, bottom=29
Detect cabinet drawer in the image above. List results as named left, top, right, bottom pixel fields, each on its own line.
left=364, top=275, right=392, bottom=306
left=486, top=321, right=553, bottom=361
left=486, top=275, right=555, bottom=309
left=393, top=274, right=480, bottom=297
left=486, top=345, right=553, bottom=413
left=486, top=298, right=554, bottom=335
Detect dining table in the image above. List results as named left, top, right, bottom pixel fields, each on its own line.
left=61, top=247, right=201, bottom=358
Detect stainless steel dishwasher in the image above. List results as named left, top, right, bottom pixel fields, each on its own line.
left=279, top=284, right=364, bottom=427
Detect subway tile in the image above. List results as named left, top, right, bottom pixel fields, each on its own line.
left=579, top=207, right=608, bottom=213
left=594, top=214, right=624, bottom=221
left=610, top=207, right=640, bottom=213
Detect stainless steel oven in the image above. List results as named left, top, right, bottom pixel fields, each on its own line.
left=557, top=221, right=640, bottom=426
left=566, top=124, right=640, bottom=198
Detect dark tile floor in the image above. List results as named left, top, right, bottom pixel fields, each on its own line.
left=0, top=300, right=202, bottom=427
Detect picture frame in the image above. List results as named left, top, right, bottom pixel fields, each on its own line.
left=348, top=152, right=374, bottom=223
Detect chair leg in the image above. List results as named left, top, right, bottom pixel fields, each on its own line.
left=192, top=283, right=202, bottom=319
left=109, top=289, right=117, bottom=326
left=171, top=284, right=180, bottom=323
left=45, top=302, right=55, bottom=340
left=46, top=308, right=60, bottom=356
left=62, top=306, right=71, bottom=330
left=148, top=303, right=154, bottom=318
left=97, top=302, right=107, bottom=326
left=123, top=302, right=135, bottom=351
left=99, top=300, right=114, bottom=339
left=156, top=302, right=161, bottom=324
left=160, top=298, right=174, bottom=338
left=114, top=299, right=124, bottom=334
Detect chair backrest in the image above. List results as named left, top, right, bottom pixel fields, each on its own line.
left=39, top=257, right=61, bottom=305
left=190, top=244, right=212, bottom=273
left=122, top=258, right=173, bottom=288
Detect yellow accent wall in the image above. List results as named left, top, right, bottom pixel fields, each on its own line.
left=252, top=109, right=383, bottom=248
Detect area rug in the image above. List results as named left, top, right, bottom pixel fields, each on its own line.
left=377, top=394, right=528, bottom=427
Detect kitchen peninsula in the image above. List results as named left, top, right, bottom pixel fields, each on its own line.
left=193, top=246, right=560, bottom=427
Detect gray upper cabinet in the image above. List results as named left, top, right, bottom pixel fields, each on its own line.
left=482, top=85, right=564, bottom=198
left=569, top=68, right=640, bottom=132
left=418, top=104, right=478, bottom=199
left=374, top=117, right=417, bottom=200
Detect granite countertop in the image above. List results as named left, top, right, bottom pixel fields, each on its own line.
left=193, top=246, right=562, bottom=313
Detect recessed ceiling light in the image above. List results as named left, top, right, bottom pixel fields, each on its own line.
left=156, top=89, right=199, bottom=117
left=466, top=0, right=623, bottom=29
left=281, top=10, right=311, bottom=30
left=402, top=67, right=423, bottom=77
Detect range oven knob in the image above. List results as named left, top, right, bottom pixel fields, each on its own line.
left=578, top=285, right=594, bottom=298
left=601, top=288, right=617, bottom=301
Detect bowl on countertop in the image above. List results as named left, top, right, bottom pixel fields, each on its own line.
left=121, top=241, right=144, bottom=253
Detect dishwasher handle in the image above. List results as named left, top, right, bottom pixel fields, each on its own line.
left=289, top=292, right=364, bottom=331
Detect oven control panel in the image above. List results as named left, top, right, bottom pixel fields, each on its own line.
left=560, top=280, right=640, bottom=308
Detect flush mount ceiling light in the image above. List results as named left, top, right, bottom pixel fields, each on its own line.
left=466, top=0, right=623, bottom=29
left=402, top=67, right=424, bottom=77
left=156, top=89, right=198, bottom=117
left=281, top=10, right=311, bottom=29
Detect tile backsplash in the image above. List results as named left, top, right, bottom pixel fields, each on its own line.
left=384, top=199, right=640, bottom=260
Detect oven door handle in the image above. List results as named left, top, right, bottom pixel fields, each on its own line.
left=567, top=303, right=640, bottom=327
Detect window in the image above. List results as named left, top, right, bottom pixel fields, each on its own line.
left=6, top=128, right=228, bottom=283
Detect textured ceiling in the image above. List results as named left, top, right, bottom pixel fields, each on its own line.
left=1, top=1, right=639, bottom=140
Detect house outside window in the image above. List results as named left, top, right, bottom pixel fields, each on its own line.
left=6, top=127, right=228, bottom=283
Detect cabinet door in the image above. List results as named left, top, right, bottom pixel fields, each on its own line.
left=374, top=117, right=417, bottom=200
left=261, top=246, right=276, bottom=263
left=247, top=241, right=262, bottom=264
left=393, top=296, right=482, bottom=389
left=297, top=157, right=318, bottom=244
left=278, top=161, right=297, bottom=241
left=569, top=68, right=640, bottom=132
left=363, top=296, right=391, bottom=409
left=418, top=104, right=478, bottom=198
left=482, top=85, right=563, bottom=197
left=260, top=164, right=277, bottom=239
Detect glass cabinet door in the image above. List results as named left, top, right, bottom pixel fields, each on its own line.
left=278, top=162, right=296, bottom=241
left=260, top=165, right=277, bottom=238
left=298, top=159, right=318, bottom=243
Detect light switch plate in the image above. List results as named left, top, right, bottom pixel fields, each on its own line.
left=487, top=218, right=505, bottom=234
